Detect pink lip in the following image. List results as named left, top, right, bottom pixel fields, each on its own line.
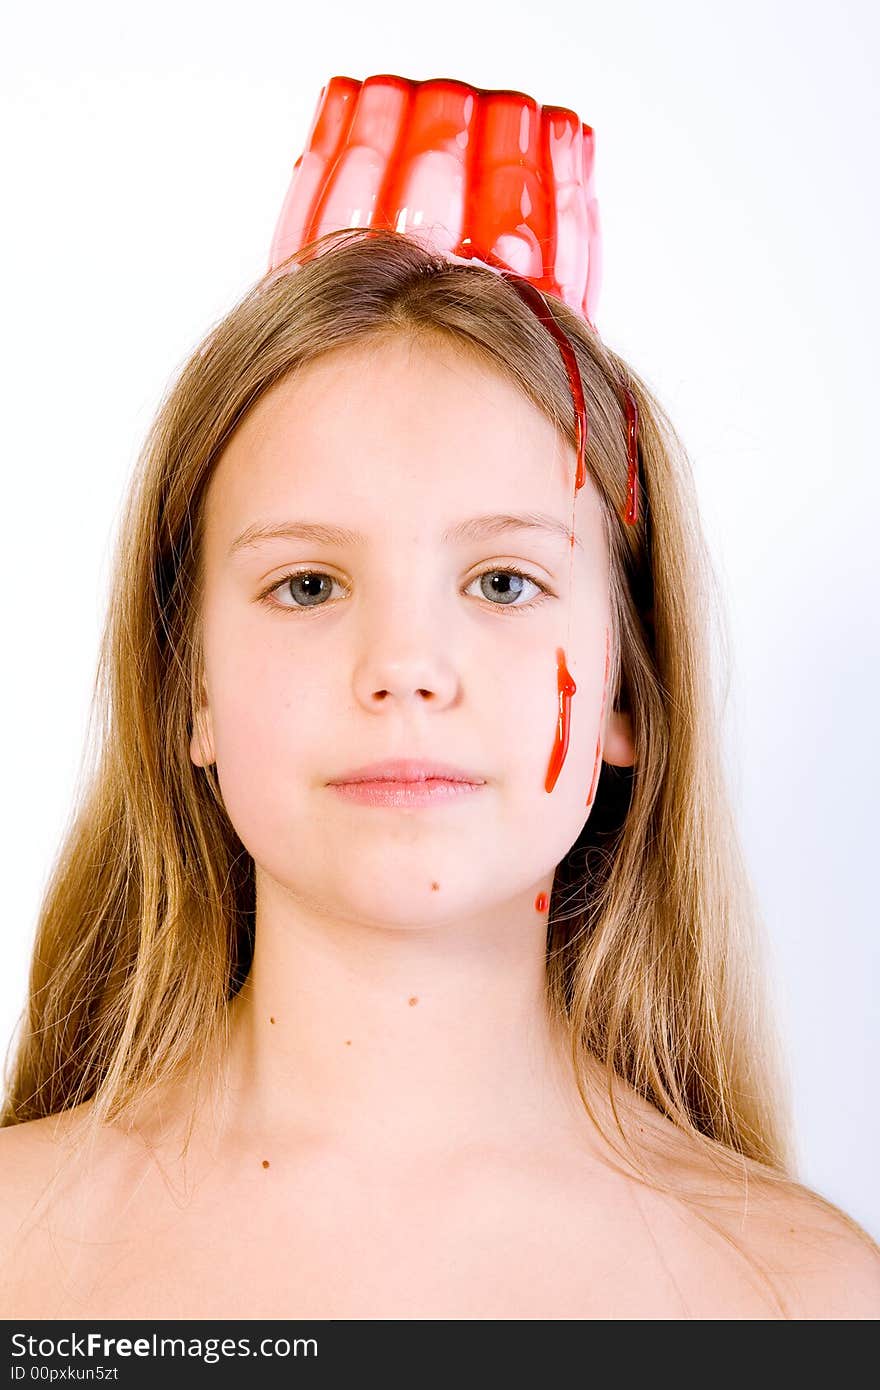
left=327, top=758, right=487, bottom=809
left=330, top=779, right=485, bottom=808
left=328, top=758, right=486, bottom=786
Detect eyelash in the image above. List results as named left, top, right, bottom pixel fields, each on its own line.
left=257, top=566, right=555, bottom=617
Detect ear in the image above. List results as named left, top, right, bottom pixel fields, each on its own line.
left=602, top=708, right=636, bottom=768
left=190, top=682, right=216, bottom=768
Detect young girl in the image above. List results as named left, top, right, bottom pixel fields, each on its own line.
left=1, top=81, right=878, bottom=1319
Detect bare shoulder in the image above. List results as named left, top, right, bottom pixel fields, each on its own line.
left=0, top=1110, right=76, bottom=1202
left=669, top=1153, right=880, bottom=1321
left=755, top=1186, right=880, bottom=1320
left=0, top=1105, right=104, bottom=1310
left=0, top=1107, right=89, bottom=1235
left=587, top=1077, right=880, bottom=1319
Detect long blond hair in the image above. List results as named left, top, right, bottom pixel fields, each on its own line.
left=3, top=229, right=874, bottom=1305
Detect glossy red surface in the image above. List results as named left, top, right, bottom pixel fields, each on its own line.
left=269, top=73, right=601, bottom=323
left=544, top=647, right=578, bottom=794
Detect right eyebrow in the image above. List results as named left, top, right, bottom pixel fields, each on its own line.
left=228, top=511, right=582, bottom=558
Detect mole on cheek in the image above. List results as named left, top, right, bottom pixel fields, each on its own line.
left=430, top=881, right=440, bottom=891
left=262, top=1159, right=270, bottom=1169
left=345, top=1039, right=352, bottom=1046
left=408, top=997, right=419, bottom=1007
left=269, top=1016, right=275, bottom=1024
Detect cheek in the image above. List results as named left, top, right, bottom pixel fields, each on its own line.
left=205, top=625, right=322, bottom=824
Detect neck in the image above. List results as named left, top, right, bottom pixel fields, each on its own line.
left=209, top=867, right=594, bottom=1167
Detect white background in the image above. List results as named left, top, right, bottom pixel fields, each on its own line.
left=1, top=1, right=877, bottom=1241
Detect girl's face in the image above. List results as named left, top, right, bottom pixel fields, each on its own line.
left=193, top=334, right=633, bottom=926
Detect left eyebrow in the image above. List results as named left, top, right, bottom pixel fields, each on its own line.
left=228, top=511, right=582, bottom=557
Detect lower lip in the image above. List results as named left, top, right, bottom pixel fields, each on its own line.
left=329, top=778, right=486, bottom=807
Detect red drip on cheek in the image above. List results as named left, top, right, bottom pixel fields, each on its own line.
left=534, top=891, right=549, bottom=913
left=468, top=271, right=639, bottom=808
left=497, top=286, right=635, bottom=802
left=544, top=647, right=577, bottom=793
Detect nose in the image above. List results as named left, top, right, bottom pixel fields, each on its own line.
left=348, top=565, right=464, bottom=711
left=352, top=645, right=460, bottom=711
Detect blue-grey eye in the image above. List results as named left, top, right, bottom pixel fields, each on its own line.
left=464, top=567, right=549, bottom=609
left=275, top=572, right=340, bottom=607
left=475, top=570, right=531, bottom=605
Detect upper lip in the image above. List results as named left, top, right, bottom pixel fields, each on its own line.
left=328, top=758, right=487, bottom=785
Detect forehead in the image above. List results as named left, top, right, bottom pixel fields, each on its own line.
left=202, top=334, right=603, bottom=549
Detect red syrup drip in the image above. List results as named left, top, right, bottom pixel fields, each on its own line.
left=428, top=234, right=640, bottom=800
left=485, top=261, right=589, bottom=494
left=544, top=647, right=577, bottom=793
left=534, top=891, right=549, bottom=913
left=482, top=279, right=637, bottom=797
left=479, top=258, right=640, bottom=529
